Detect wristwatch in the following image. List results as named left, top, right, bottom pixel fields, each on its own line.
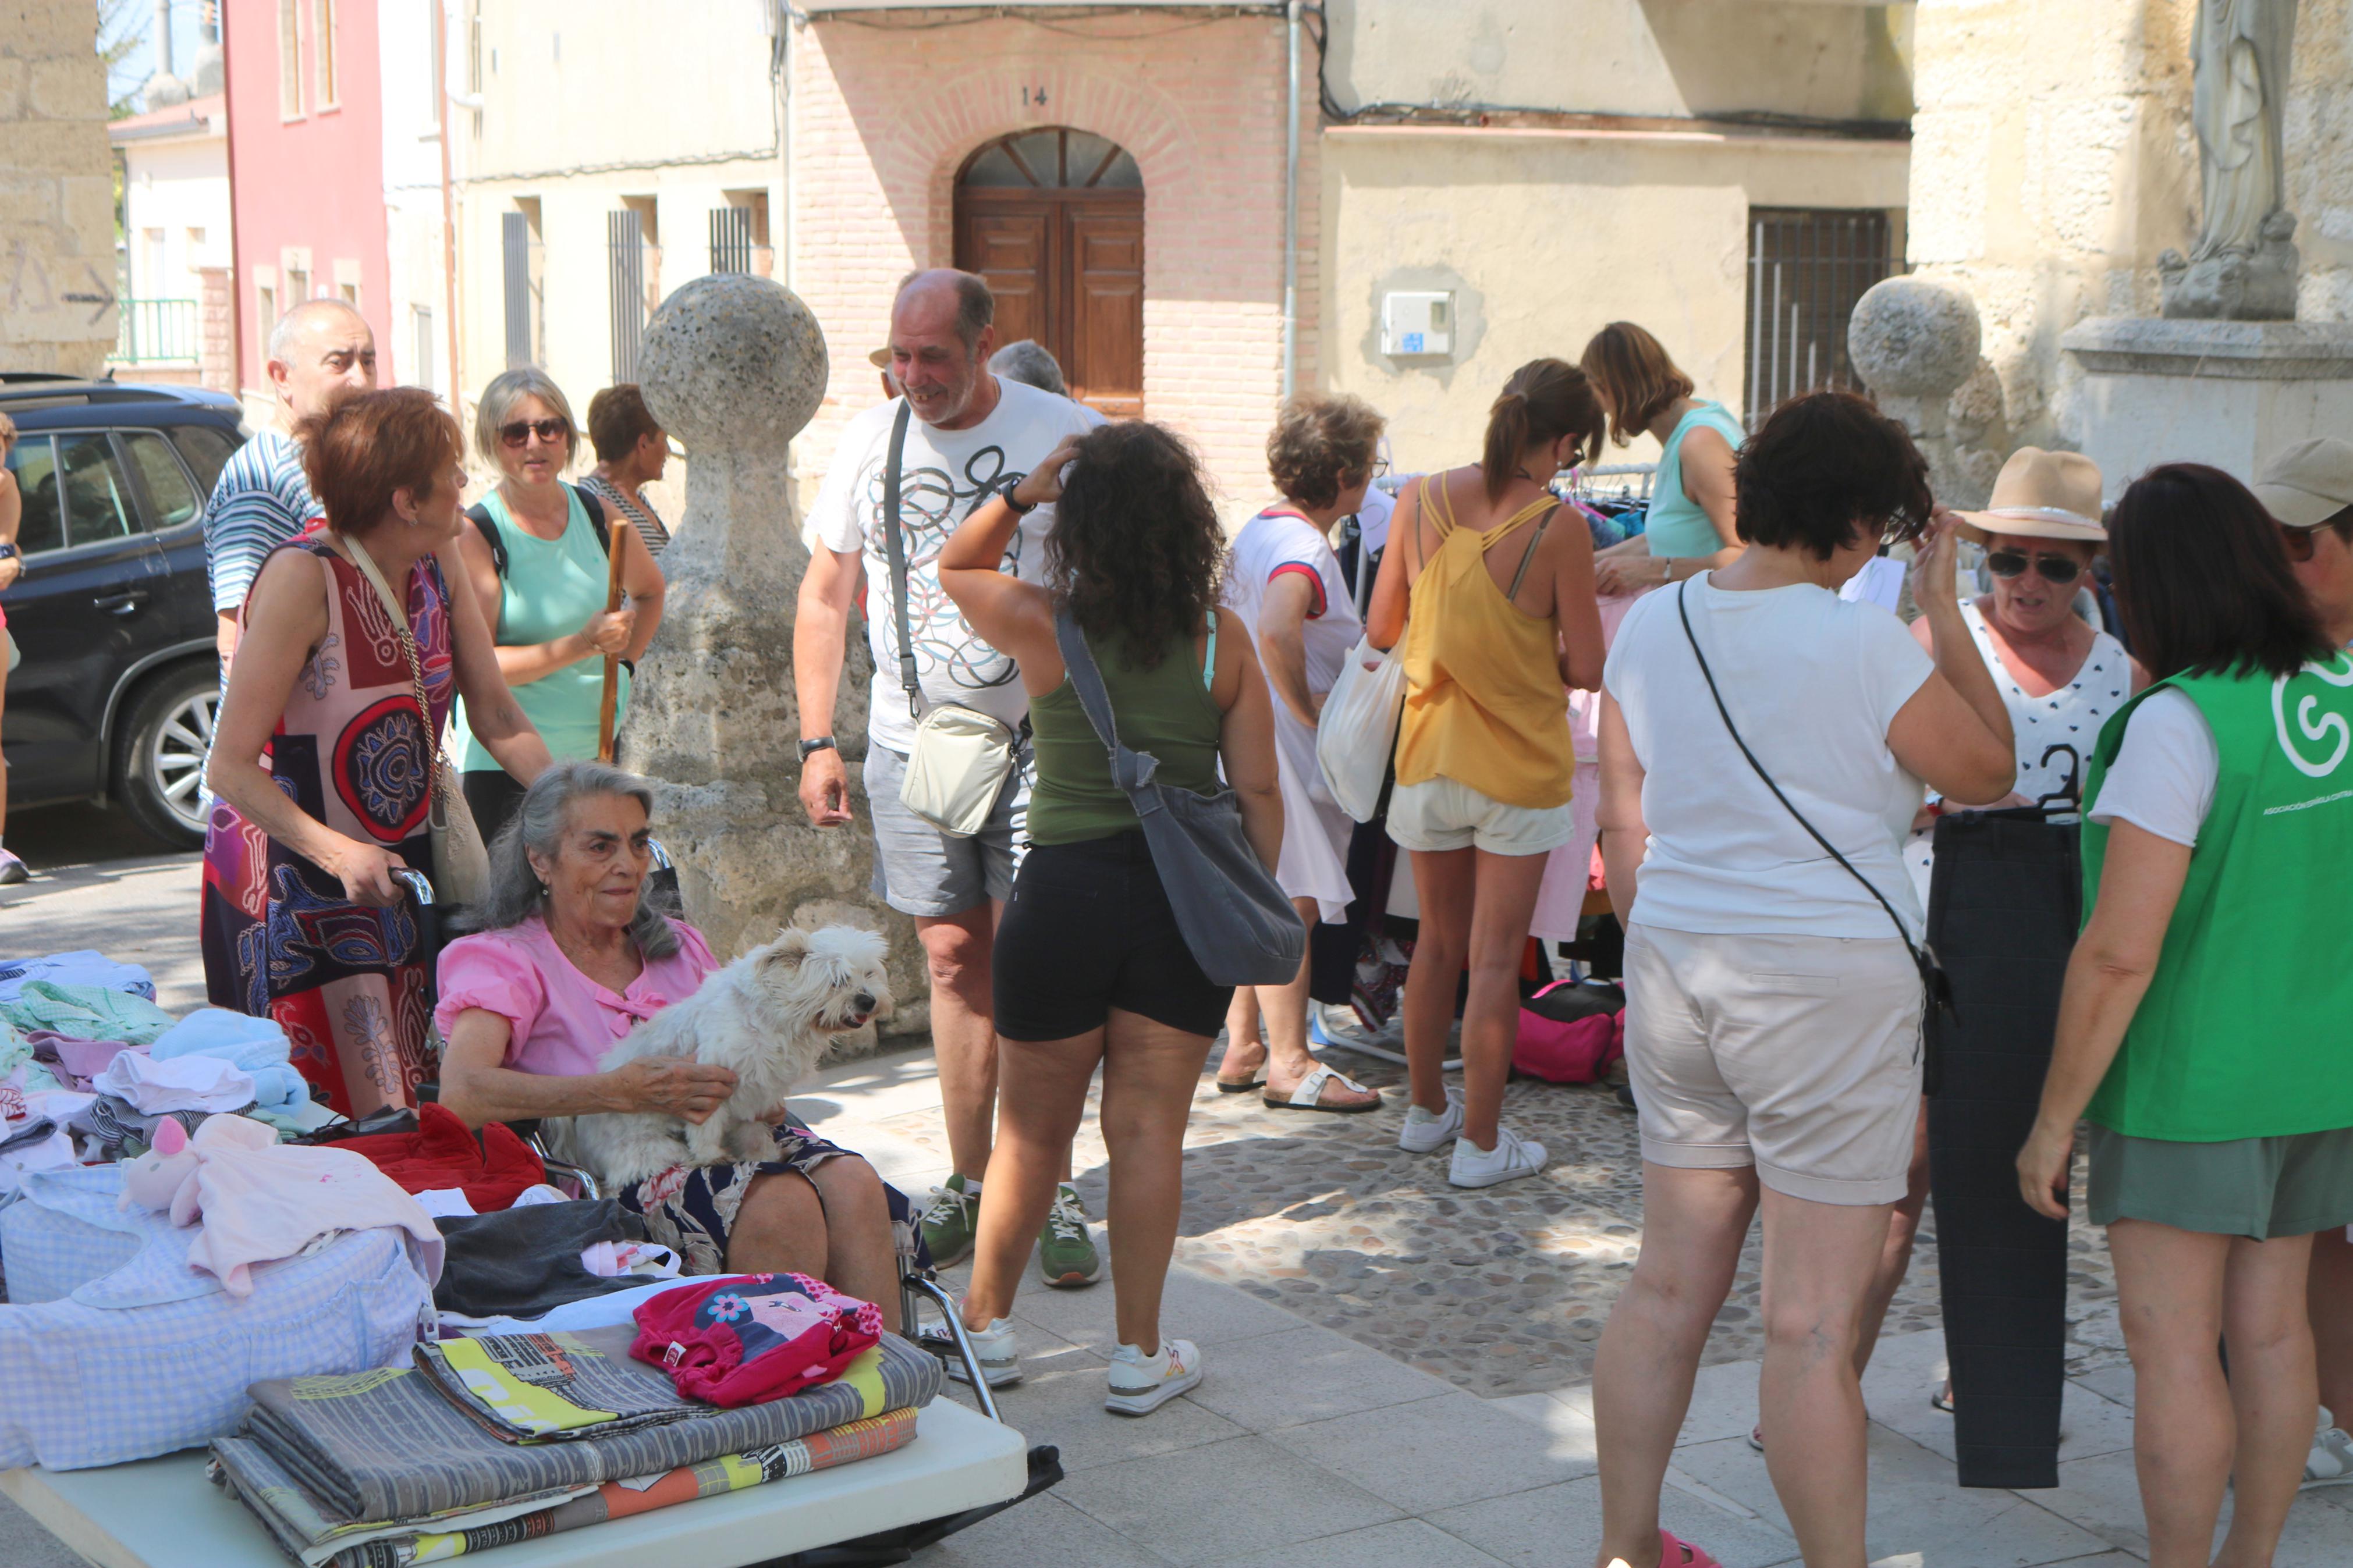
left=0, top=543, right=19, bottom=560
left=797, top=736, right=837, bottom=761
left=1002, top=489, right=1037, bottom=516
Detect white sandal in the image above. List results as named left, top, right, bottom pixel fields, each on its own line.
left=1261, top=1064, right=1380, bottom=1115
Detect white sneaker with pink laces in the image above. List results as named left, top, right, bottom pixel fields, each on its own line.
left=1105, top=1337, right=1203, bottom=1416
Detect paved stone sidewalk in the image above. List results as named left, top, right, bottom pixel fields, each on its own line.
left=804, top=1041, right=2353, bottom=1567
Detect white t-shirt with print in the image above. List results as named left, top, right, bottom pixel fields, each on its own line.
left=1603, top=575, right=1937, bottom=939
left=809, top=379, right=1103, bottom=753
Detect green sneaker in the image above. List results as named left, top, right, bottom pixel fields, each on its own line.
left=1038, top=1182, right=1102, bottom=1288
left=919, top=1174, right=980, bottom=1268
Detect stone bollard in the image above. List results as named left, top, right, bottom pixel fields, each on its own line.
left=1849, top=276, right=1993, bottom=509
left=623, top=273, right=925, bottom=1041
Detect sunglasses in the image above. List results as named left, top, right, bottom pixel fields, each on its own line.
left=2279, top=522, right=2319, bottom=564
left=1986, top=549, right=2083, bottom=585
left=498, top=418, right=570, bottom=448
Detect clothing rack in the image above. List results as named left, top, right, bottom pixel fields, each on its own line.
left=1555, top=463, right=1656, bottom=504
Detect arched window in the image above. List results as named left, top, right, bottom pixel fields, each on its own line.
left=954, top=127, right=1144, bottom=415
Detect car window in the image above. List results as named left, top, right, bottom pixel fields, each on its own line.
left=5, top=435, right=66, bottom=556
left=122, top=429, right=203, bottom=529
left=168, top=423, right=239, bottom=497
left=56, top=431, right=141, bottom=545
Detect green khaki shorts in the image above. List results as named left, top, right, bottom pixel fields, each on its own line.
left=2088, top=1123, right=2353, bottom=1239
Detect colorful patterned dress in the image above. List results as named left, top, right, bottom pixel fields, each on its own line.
left=199, top=538, right=455, bottom=1116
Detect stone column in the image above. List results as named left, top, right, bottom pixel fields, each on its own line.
left=623, top=273, right=926, bottom=1039
left=1849, top=275, right=1990, bottom=504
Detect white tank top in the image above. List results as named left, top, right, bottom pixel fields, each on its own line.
left=1961, top=599, right=2131, bottom=805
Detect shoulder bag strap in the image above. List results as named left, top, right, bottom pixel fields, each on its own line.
left=1674, top=581, right=1954, bottom=1021
left=569, top=483, right=611, bottom=558
left=879, top=402, right=922, bottom=719
left=465, top=504, right=507, bottom=579
left=1052, top=607, right=1151, bottom=795
left=1504, top=509, right=1554, bottom=600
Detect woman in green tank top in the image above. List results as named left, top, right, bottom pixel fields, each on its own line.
left=452, top=369, right=665, bottom=845
left=1580, top=321, right=1745, bottom=595
left=2017, top=465, right=2350, bottom=1568
left=931, top=419, right=1285, bottom=1417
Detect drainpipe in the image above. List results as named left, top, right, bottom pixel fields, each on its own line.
left=436, top=1, right=462, bottom=410
left=1281, top=0, right=1300, bottom=402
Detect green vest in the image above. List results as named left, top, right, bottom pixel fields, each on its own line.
left=2081, top=653, right=2353, bottom=1141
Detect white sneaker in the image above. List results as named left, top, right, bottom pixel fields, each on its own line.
left=2306, top=1424, right=2353, bottom=1488
left=921, top=1313, right=1022, bottom=1389
left=1399, top=1089, right=1464, bottom=1154
left=1105, top=1336, right=1204, bottom=1416
left=1449, top=1125, right=1548, bottom=1188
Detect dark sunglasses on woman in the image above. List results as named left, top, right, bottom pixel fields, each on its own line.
left=2278, top=523, right=2319, bottom=564
left=499, top=418, right=570, bottom=447
left=1985, top=549, right=2083, bottom=585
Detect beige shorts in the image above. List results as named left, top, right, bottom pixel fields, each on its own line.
left=1623, top=922, right=1923, bottom=1206
left=1386, top=776, right=1575, bottom=856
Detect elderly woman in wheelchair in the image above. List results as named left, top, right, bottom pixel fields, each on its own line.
left=435, top=760, right=924, bottom=1330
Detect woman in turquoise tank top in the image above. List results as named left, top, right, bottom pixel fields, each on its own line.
left=453, top=368, right=665, bottom=845
left=932, top=419, right=1287, bottom=1417
left=1581, top=321, right=1745, bottom=595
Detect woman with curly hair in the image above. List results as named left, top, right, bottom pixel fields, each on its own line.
left=936, top=419, right=1285, bottom=1416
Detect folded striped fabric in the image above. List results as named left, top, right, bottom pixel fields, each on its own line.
left=212, top=1406, right=919, bottom=1567
left=238, top=1329, right=941, bottom=1521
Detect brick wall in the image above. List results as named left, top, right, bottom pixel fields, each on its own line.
left=788, top=11, right=1319, bottom=517
left=195, top=265, right=234, bottom=392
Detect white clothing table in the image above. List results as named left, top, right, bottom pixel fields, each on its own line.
left=0, top=1400, right=1027, bottom=1568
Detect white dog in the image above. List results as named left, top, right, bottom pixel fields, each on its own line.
left=567, top=925, right=893, bottom=1187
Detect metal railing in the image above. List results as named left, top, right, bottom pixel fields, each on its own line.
left=112, top=297, right=198, bottom=362
left=1745, top=208, right=1901, bottom=429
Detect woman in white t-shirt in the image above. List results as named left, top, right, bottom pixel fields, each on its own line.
left=1588, top=392, right=2016, bottom=1568
left=1213, top=395, right=1385, bottom=1114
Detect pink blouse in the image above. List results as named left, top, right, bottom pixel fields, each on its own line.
left=434, top=915, right=721, bottom=1079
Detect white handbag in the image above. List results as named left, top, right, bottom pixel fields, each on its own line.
left=1315, top=634, right=1408, bottom=823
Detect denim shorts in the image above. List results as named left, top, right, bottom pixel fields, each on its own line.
left=862, top=742, right=1030, bottom=919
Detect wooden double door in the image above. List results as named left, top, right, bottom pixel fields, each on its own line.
left=955, top=190, right=1144, bottom=417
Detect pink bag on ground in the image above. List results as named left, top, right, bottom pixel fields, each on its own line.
left=1514, top=982, right=1626, bottom=1084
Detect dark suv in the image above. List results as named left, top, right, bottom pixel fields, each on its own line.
left=2, top=375, right=247, bottom=847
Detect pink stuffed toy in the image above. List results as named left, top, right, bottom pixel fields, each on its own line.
left=116, top=1115, right=203, bottom=1215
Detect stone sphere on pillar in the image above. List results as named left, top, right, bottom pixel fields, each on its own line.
left=637, top=272, right=829, bottom=453
left=1849, top=276, right=1981, bottom=401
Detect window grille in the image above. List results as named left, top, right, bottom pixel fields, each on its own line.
left=502, top=211, right=533, bottom=368
left=1744, top=209, right=1901, bottom=428
left=609, top=209, right=647, bottom=383
left=709, top=207, right=754, bottom=275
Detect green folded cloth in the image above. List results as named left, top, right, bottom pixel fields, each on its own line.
left=0, top=982, right=178, bottom=1044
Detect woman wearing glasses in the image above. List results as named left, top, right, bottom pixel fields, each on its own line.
left=454, top=368, right=666, bottom=845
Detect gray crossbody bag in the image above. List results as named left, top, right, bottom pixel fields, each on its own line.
left=1052, top=607, right=1305, bottom=988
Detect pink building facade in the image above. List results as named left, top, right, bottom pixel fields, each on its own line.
left=223, top=0, right=393, bottom=400
left=789, top=9, right=1318, bottom=513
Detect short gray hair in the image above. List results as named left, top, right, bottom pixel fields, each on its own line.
left=989, top=339, right=1067, bottom=397
left=475, top=366, right=579, bottom=465
left=460, top=760, right=680, bottom=960
left=266, top=297, right=368, bottom=365
left=895, top=269, right=994, bottom=354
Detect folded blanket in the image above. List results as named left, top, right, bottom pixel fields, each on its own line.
left=212, top=1407, right=919, bottom=1568
left=415, top=1324, right=714, bottom=1443
left=242, top=1330, right=942, bottom=1521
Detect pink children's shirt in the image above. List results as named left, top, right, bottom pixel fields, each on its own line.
left=433, top=915, right=720, bottom=1079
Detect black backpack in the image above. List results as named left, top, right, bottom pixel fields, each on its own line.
left=464, top=483, right=611, bottom=579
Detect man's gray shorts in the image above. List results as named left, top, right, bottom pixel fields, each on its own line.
left=863, top=742, right=1031, bottom=919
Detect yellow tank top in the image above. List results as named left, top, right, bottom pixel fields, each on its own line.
left=1392, top=477, right=1576, bottom=809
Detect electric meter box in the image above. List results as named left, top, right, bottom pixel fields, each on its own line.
left=1381, top=291, right=1454, bottom=357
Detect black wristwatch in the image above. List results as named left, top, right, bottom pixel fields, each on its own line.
left=1002, top=489, right=1037, bottom=517
left=797, top=736, right=837, bottom=761
left=0, top=543, right=19, bottom=561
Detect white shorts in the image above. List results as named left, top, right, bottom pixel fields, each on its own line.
left=1623, top=922, right=1923, bottom=1206
left=1385, top=776, right=1575, bottom=857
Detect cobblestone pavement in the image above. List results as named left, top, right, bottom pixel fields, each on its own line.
left=843, top=1025, right=2124, bottom=1402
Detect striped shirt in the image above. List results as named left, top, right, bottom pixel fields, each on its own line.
left=203, top=429, right=317, bottom=612
left=577, top=474, right=669, bottom=556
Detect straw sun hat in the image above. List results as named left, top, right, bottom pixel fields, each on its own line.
left=1953, top=448, right=2107, bottom=545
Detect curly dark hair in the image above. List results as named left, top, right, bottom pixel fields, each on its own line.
left=1734, top=389, right=1931, bottom=560
left=1048, top=421, right=1226, bottom=671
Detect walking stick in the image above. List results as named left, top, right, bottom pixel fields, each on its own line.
left=597, top=524, right=627, bottom=762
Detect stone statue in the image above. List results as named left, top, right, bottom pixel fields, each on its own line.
left=623, top=273, right=927, bottom=1039
left=2161, top=0, right=2302, bottom=319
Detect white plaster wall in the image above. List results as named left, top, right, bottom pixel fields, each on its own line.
left=121, top=134, right=230, bottom=304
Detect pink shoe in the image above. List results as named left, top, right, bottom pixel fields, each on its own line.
left=1659, top=1531, right=1723, bottom=1568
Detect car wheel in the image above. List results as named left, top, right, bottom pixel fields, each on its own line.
left=113, top=663, right=217, bottom=848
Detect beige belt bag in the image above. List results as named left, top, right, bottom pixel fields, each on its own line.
left=900, top=702, right=1020, bottom=839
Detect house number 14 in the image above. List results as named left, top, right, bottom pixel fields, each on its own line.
left=1021, top=86, right=1049, bottom=106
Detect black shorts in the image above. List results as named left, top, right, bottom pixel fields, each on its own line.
left=992, top=831, right=1232, bottom=1041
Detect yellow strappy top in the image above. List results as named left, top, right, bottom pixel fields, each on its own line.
left=1392, top=477, right=1576, bottom=810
